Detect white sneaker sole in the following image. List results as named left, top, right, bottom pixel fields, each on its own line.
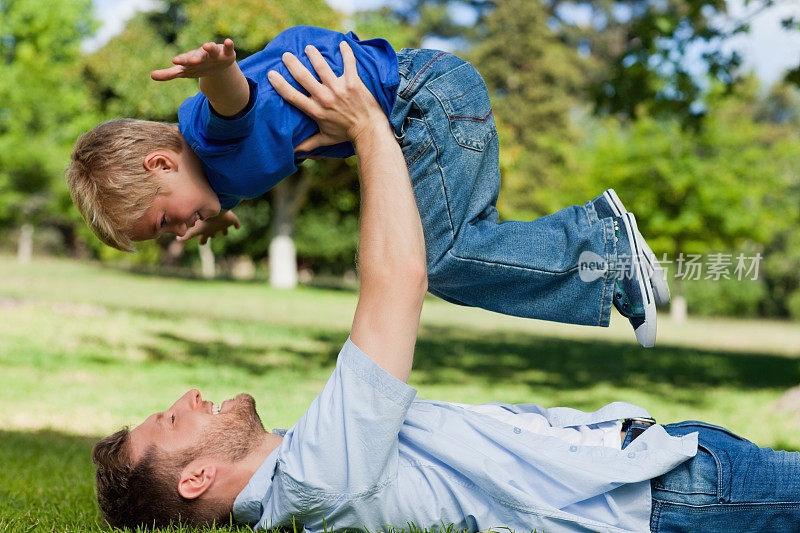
left=621, top=213, right=657, bottom=348
left=603, top=189, right=671, bottom=306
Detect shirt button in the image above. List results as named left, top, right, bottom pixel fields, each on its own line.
left=628, top=452, right=636, bottom=458
left=513, top=427, right=522, bottom=434
left=569, top=445, right=578, bottom=452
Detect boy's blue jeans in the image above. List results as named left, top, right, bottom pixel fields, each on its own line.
left=389, top=48, right=618, bottom=326
left=624, top=421, right=800, bottom=531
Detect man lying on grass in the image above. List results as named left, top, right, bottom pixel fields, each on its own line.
left=91, top=46, right=800, bottom=533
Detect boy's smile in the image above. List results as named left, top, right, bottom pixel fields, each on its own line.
left=130, top=189, right=219, bottom=240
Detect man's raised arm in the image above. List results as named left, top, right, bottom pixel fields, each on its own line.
left=268, top=42, right=427, bottom=383
left=347, top=102, right=427, bottom=383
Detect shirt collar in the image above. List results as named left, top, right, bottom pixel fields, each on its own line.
left=232, top=447, right=280, bottom=525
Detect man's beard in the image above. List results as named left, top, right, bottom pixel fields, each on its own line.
left=178, top=393, right=267, bottom=465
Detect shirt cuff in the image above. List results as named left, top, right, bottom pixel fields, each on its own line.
left=341, top=337, right=417, bottom=408
left=201, top=77, right=258, bottom=141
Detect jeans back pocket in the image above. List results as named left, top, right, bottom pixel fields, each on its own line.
left=426, top=62, right=497, bottom=152
left=651, top=443, right=720, bottom=507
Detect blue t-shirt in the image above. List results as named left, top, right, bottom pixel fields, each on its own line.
left=178, top=26, right=400, bottom=209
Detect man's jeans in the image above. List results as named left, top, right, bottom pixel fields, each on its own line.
left=625, top=421, right=800, bottom=531
left=389, top=49, right=617, bottom=326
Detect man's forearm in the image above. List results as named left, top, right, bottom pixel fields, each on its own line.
left=199, top=63, right=250, bottom=117
left=353, top=122, right=426, bottom=291
left=349, top=119, right=427, bottom=382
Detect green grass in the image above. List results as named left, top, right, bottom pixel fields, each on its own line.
left=2, top=254, right=800, bottom=531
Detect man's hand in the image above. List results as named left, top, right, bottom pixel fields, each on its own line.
left=267, top=42, right=387, bottom=152
left=151, top=40, right=237, bottom=82
left=177, top=210, right=241, bottom=245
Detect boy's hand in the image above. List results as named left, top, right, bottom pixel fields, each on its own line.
left=177, top=210, right=241, bottom=245
left=267, top=42, right=387, bottom=153
left=151, top=39, right=237, bottom=81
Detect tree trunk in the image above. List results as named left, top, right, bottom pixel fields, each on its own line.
left=17, top=224, right=33, bottom=264
left=670, top=249, right=687, bottom=323
left=269, top=233, right=297, bottom=289
left=268, top=172, right=313, bottom=289
left=670, top=294, right=687, bottom=323
left=198, top=241, right=215, bottom=279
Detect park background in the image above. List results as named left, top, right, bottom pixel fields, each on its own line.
left=2, top=0, right=800, bottom=530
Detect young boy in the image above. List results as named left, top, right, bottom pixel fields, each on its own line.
left=67, top=25, right=669, bottom=346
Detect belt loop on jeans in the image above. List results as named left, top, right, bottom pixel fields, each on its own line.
left=396, top=48, right=416, bottom=79
left=622, top=416, right=656, bottom=446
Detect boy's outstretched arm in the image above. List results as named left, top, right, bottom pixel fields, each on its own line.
left=151, top=39, right=250, bottom=117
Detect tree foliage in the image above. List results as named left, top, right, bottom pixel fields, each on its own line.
left=0, top=0, right=96, bottom=228
left=377, top=0, right=798, bottom=125
left=84, top=16, right=189, bottom=121
left=573, top=81, right=798, bottom=251
left=469, top=0, right=584, bottom=217
left=84, top=0, right=341, bottom=123
left=174, top=0, right=341, bottom=52
left=566, top=78, right=800, bottom=313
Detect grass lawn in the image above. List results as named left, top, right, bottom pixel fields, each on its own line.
left=2, top=254, right=800, bottom=531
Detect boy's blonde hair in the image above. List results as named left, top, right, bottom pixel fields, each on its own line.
left=66, top=118, right=184, bottom=252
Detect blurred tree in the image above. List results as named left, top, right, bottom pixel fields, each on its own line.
left=293, top=158, right=361, bottom=274
left=755, top=83, right=800, bottom=319
left=471, top=0, right=582, bottom=154
left=377, top=0, right=797, bottom=125
left=351, top=8, right=423, bottom=50
left=781, top=10, right=800, bottom=88
left=0, top=0, right=97, bottom=260
left=84, top=15, right=191, bottom=121
left=545, top=0, right=747, bottom=125
left=175, top=0, right=341, bottom=52
left=567, top=77, right=800, bottom=318
left=757, top=82, right=800, bottom=126
left=469, top=0, right=583, bottom=217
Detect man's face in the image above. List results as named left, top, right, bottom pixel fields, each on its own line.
left=128, top=389, right=266, bottom=464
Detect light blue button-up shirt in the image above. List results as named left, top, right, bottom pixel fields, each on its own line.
left=233, top=338, right=698, bottom=532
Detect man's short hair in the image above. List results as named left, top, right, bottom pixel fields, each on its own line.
left=91, top=428, right=228, bottom=528
left=66, top=119, right=184, bottom=252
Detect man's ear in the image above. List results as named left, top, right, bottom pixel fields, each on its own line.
left=178, top=461, right=217, bottom=500
left=143, top=151, right=178, bottom=173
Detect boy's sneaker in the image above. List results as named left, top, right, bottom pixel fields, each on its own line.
left=613, top=213, right=657, bottom=348
left=593, top=189, right=671, bottom=306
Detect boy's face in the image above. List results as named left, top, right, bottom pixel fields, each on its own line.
left=129, top=148, right=221, bottom=242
